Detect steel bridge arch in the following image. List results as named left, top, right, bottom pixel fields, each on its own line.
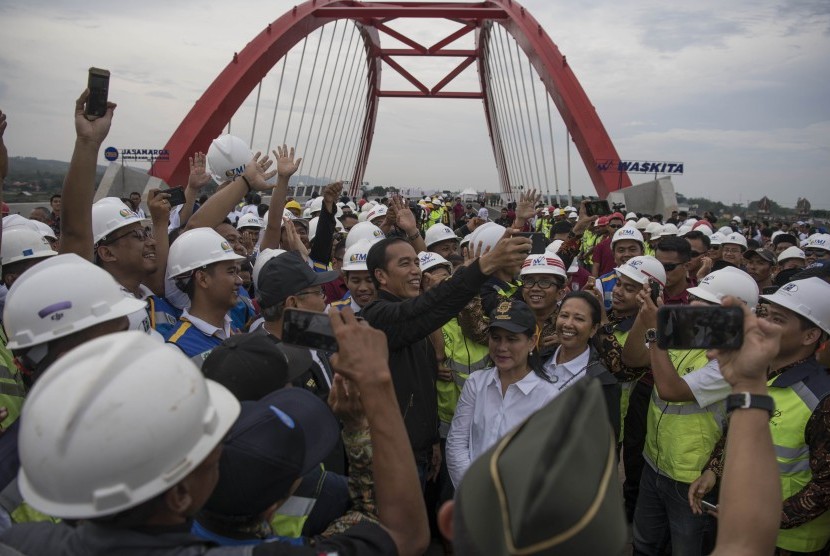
left=151, top=0, right=630, bottom=198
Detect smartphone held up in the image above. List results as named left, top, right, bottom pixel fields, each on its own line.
left=85, top=67, right=110, bottom=120
left=282, top=308, right=339, bottom=352
left=656, top=305, right=744, bottom=350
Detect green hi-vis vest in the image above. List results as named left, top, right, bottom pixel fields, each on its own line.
left=0, top=478, right=60, bottom=527
left=438, top=318, right=490, bottom=429
left=425, top=207, right=444, bottom=230
left=612, top=327, right=633, bottom=441
left=767, top=359, right=830, bottom=553
left=644, top=243, right=656, bottom=257
left=270, top=463, right=328, bottom=538
left=0, top=327, right=25, bottom=429
left=535, top=218, right=552, bottom=239
left=643, top=349, right=726, bottom=484
left=580, top=230, right=597, bottom=266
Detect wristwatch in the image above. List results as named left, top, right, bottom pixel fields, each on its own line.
left=726, top=393, right=775, bottom=417
left=644, top=328, right=658, bottom=346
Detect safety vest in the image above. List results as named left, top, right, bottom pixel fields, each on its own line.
left=644, top=243, right=656, bottom=257
left=599, top=271, right=617, bottom=311
left=767, top=359, right=830, bottom=552
left=425, top=207, right=444, bottom=230
left=643, top=349, right=726, bottom=484
left=0, top=477, right=60, bottom=528
left=147, top=296, right=182, bottom=338
left=0, top=328, right=25, bottom=429
left=165, top=319, right=223, bottom=368
left=535, top=218, right=552, bottom=239
left=581, top=230, right=598, bottom=267
left=612, top=322, right=634, bottom=440
left=437, top=318, right=491, bottom=431
left=269, top=463, right=328, bottom=538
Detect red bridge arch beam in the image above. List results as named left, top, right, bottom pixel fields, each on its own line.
left=477, top=0, right=631, bottom=199
left=150, top=0, right=381, bottom=189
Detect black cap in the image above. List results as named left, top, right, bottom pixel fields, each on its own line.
left=257, top=251, right=339, bottom=308
left=791, top=261, right=830, bottom=281
left=742, top=248, right=775, bottom=264
left=205, top=388, right=340, bottom=517
left=551, top=221, right=573, bottom=235
left=488, top=300, right=536, bottom=333
left=772, top=233, right=798, bottom=247
left=455, top=378, right=626, bottom=555
left=202, top=331, right=304, bottom=401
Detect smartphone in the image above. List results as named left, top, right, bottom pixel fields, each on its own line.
left=584, top=200, right=611, bottom=217
left=154, top=187, right=187, bottom=207
left=282, top=308, right=338, bottom=352
left=656, top=306, right=744, bottom=350
left=516, top=232, right=547, bottom=255
left=700, top=500, right=718, bottom=513
left=85, top=67, right=110, bottom=120
left=649, top=280, right=661, bottom=305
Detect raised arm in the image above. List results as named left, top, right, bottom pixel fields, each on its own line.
left=390, top=195, right=427, bottom=253
left=175, top=152, right=212, bottom=231
left=260, top=145, right=301, bottom=251
left=144, top=189, right=171, bottom=296
left=328, top=308, right=430, bottom=556
left=60, top=90, right=116, bottom=260
left=0, top=110, right=7, bottom=249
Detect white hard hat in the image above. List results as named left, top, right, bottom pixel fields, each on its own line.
left=357, top=211, right=368, bottom=222
left=731, top=215, right=742, bottom=224
left=567, top=211, right=578, bottom=220
left=709, top=232, right=726, bottom=246
left=309, top=196, right=324, bottom=215
left=279, top=208, right=294, bottom=221
left=91, top=198, right=142, bottom=244
left=342, top=239, right=372, bottom=272
left=635, top=217, right=651, bottom=231
left=167, top=228, right=244, bottom=279
left=762, top=278, right=830, bottom=334
left=424, top=224, right=458, bottom=248
left=236, top=213, right=265, bottom=230
left=718, top=226, right=733, bottom=235
left=361, top=201, right=375, bottom=213
left=545, top=240, right=563, bottom=254
left=520, top=254, right=567, bottom=280
left=344, top=221, right=384, bottom=249
left=308, top=217, right=320, bottom=241
left=723, top=232, right=748, bottom=249
left=542, top=208, right=551, bottom=217
left=346, top=201, right=357, bottom=211
left=33, top=220, right=57, bottom=241
left=17, top=331, right=240, bottom=519
left=777, top=246, right=806, bottom=263
left=252, top=248, right=286, bottom=288
left=615, top=255, right=666, bottom=287
left=805, top=233, right=830, bottom=253
left=3, top=254, right=147, bottom=350
left=611, top=226, right=644, bottom=246
left=625, top=212, right=637, bottom=221
left=334, top=218, right=344, bottom=232
left=644, top=222, right=663, bottom=236
left=564, top=206, right=576, bottom=212
left=467, top=222, right=506, bottom=254
left=657, top=223, right=679, bottom=239
left=366, top=204, right=387, bottom=223
left=2, top=214, right=34, bottom=230
left=694, top=224, right=713, bottom=237
left=418, top=251, right=452, bottom=273
left=684, top=218, right=698, bottom=227
left=302, top=208, right=312, bottom=219
left=687, top=267, right=759, bottom=309
left=0, top=227, right=57, bottom=266
left=206, top=134, right=252, bottom=184
left=677, top=225, right=693, bottom=237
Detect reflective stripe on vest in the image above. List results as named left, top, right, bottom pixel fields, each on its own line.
left=768, top=373, right=830, bottom=552
left=613, top=328, right=633, bottom=442
left=643, top=349, right=724, bottom=484
left=439, top=319, right=490, bottom=424
left=0, top=478, right=59, bottom=526
left=599, top=272, right=616, bottom=311
left=270, top=496, right=316, bottom=538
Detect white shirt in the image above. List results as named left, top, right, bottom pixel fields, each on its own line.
left=181, top=307, right=232, bottom=340
left=682, top=359, right=730, bottom=408
left=542, top=345, right=592, bottom=393
left=477, top=207, right=489, bottom=220
left=447, top=366, right=561, bottom=487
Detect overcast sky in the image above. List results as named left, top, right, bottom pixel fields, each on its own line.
left=1, top=0, right=828, bottom=208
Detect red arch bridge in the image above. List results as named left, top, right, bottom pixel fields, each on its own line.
left=150, top=0, right=632, bottom=201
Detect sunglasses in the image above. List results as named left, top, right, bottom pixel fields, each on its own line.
left=608, top=224, right=622, bottom=230
left=805, top=249, right=828, bottom=257
left=662, top=262, right=683, bottom=272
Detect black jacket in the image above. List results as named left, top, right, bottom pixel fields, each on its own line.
left=360, top=261, right=490, bottom=458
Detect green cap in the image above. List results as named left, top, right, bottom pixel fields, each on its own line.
left=455, top=378, right=626, bottom=555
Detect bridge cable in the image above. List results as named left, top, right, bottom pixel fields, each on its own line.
left=282, top=36, right=309, bottom=145
left=300, top=21, right=340, bottom=167
left=527, top=57, right=551, bottom=205
left=293, top=25, right=327, bottom=152
left=266, top=53, right=290, bottom=154
left=250, top=81, right=263, bottom=149
left=544, top=91, right=561, bottom=206
left=512, top=36, right=543, bottom=198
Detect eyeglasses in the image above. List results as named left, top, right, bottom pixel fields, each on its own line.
left=690, top=251, right=704, bottom=258
left=294, top=288, right=325, bottom=299
left=608, top=224, right=622, bottom=230
left=662, top=262, right=683, bottom=272
left=523, top=277, right=562, bottom=289
left=805, top=249, right=828, bottom=257
left=103, top=228, right=152, bottom=244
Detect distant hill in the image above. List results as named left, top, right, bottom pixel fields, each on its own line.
left=4, top=157, right=107, bottom=201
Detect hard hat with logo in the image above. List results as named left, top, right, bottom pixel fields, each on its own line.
left=723, top=232, right=748, bottom=249
left=709, top=232, right=726, bottom=246
left=206, top=134, right=252, bottom=184
left=687, top=267, right=759, bottom=309
left=366, top=204, right=387, bottom=223
left=418, top=251, right=453, bottom=274
left=425, top=224, right=459, bottom=248
left=467, top=222, right=506, bottom=255
left=611, top=226, right=644, bottom=247
left=3, top=254, right=147, bottom=350
left=344, top=221, right=384, bottom=249
left=309, top=196, right=324, bottom=215
left=252, top=248, right=286, bottom=289
left=0, top=227, right=58, bottom=266
left=615, top=255, right=666, bottom=286
left=777, top=246, right=806, bottom=263
left=520, top=254, right=567, bottom=280
left=91, top=198, right=142, bottom=244
left=805, top=233, right=830, bottom=253
left=17, top=331, right=240, bottom=519
left=236, top=213, right=265, bottom=230
left=761, top=277, right=830, bottom=333
left=342, top=239, right=373, bottom=272
left=167, top=228, right=245, bottom=279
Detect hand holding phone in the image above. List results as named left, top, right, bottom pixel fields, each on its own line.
left=85, top=67, right=110, bottom=120
left=657, top=305, right=744, bottom=350
left=282, top=308, right=339, bottom=352
left=584, top=200, right=611, bottom=217
left=649, top=280, right=662, bottom=305
left=700, top=500, right=719, bottom=515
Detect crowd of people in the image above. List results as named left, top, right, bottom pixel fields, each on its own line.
left=0, top=89, right=826, bottom=556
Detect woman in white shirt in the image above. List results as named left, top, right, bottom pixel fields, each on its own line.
left=446, top=300, right=558, bottom=488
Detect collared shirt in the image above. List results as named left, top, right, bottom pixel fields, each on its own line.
left=446, top=365, right=560, bottom=487
left=181, top=308, right=231, bottom=340
left=543, top=345, right=591, bottom=393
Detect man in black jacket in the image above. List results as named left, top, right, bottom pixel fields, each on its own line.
left=362, top=233, right=531, bottom=484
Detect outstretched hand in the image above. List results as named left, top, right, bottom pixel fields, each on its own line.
left=74, top=89, right=116, bottom=145
left=391, top=195, right=418, bottom=234
left=328, top=374, right=367, bottom=433
left=273, top=144, right=302, bottom=178
left=188, top=152, right=212, bottom=190
left=242, top=152, right=278, bottom=190
left=515, top=188, right=540, bottom=222
left=147, top=189, right=171, bottom=222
